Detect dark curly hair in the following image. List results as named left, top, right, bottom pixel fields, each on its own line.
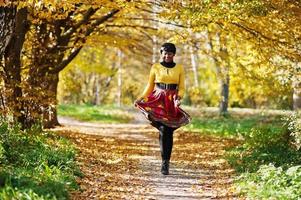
left=160, top=43, right=176, bottom=54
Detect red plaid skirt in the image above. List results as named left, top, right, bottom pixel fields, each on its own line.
left=135, top=88, right=191, bottom=128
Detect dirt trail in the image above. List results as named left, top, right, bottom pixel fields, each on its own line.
left=53, top=115, right=241, bottom=200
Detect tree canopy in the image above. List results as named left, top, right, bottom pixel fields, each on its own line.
left=1, top=0, right=301, bottom=127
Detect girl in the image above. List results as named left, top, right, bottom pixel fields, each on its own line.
left=135, top=42, right=191, bottom=175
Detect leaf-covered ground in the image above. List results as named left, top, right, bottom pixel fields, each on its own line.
left=53, top=116, right=243, bottom=199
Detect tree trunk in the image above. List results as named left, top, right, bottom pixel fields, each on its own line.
left=26, top=56, right=61, bottom=128
left=23, top=8, right=119, bottom=128
left=0, top=3, right=16, bottom=57
left=42, top=74, right=60, bottom=128
left=3, top=7, right=28, bottom=126
left=207, top=29, right=230, bottom=116
left=293, top=89, right=301, bottom=110
left=117, top=49, right=122, bottom=107
left=94, top=76, right=100, bottom=105
left=152, top=2, right=159, bottom=64
left=0, top=3, right=15, bottom=113
left=219, top=74, right=230, bottom=115
left=152, top=35, right=158, bottom=63
left=293, top=64, right=301, bottom=110
left=188, top=22, right=199, bottom=88
left=190, top=45, right=199, bottom=87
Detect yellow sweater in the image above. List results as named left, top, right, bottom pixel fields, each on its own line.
left=141, top=63, right=185, bottom=99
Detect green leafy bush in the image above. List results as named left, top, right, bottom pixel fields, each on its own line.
left=237, top=164, right=301, bottom=200
left=243, top=126, right=287, bottom=149
left=227, top=119, right=301, bottom=171
left=221, top=113, right=301, bottom=199
left=0, top=185, right=55, bottom=200
left=0, top=120, right=80, bottom=199
left=283, top=112, right=301, bottom=150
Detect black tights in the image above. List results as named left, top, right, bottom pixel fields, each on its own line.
left=152, top=121, right=175, bottom=161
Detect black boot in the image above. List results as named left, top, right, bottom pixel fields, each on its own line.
left=161, top=160, right=169, bottom=175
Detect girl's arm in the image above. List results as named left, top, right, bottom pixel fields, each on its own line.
left=178, top=65, right=185, bottom=99
left=139, top=65, right=155, bottom=100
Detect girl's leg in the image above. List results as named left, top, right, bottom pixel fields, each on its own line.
left=166, top=126, right=174, bottom=161
left=159, top=124, right=174, bottom=175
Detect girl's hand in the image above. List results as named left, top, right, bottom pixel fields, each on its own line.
left=175, top=99, right=181, bottom=106
left=134, top=98, right=143, bottom=106
left=173, top=95, right=181, bottom=106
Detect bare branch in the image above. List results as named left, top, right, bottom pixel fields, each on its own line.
left=62, top=7, right=98, bottom=39
left=52, top=9, right=120, bottom=74
left=106, top=24, right=157, bottom=31
left=134, top=5, right=161, bottom=15
left=51, top=47, right=82, bottom=74
left=231, top=21, right=291, bottom=46
left=86, top=9, right=120, bottom=36
left=120, top=17, right=187, bottom=28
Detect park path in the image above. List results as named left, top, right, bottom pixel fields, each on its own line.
left=53, top=113, right=242, bottom=199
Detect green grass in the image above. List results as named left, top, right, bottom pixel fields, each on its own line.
left=184, top=113, right=284, bottom=138
left=183, top=109, right=301, bottom=199
left=58, top=104, right=133, bottom=123
left=0, top=121, right=81, bottom=200
left=183, top=110, right=301, bottom=172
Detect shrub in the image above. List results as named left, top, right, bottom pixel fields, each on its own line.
left=283, top=112, right=301, bottom=150
left=237, top=164, right=301, bottom=200
left=0, top=119, right=80, bottom=199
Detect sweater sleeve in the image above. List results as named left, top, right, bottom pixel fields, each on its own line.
left=140, top=65, right=155, bottom=99
left=178, top=65, right=185, bottom=98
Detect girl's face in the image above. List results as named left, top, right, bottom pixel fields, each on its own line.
left=162, top=51, right=175, bottom=63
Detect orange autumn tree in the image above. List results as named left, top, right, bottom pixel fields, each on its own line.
left=159, top=0, right=301, bottom=112
left=1, top=0, right=158, bottom=128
